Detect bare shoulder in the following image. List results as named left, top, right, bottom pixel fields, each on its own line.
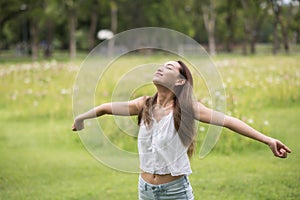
left=192, top=100, right=206, bottom=111
left=131, top=96, right=150, bottom=111
left=132, top=95, right=150, bottom=103
left=192, top=100, right=211, bottom=121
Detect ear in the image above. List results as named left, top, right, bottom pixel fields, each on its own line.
left=175, top=78, right=186, bottom=86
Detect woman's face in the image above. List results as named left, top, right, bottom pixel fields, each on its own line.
left=152, top=61, right=184, bottom=89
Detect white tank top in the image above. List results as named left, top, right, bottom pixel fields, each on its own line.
left=138, top=111, right=192, bottom=176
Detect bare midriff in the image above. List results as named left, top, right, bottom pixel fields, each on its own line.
left=141, top=171, right=183, bottom=185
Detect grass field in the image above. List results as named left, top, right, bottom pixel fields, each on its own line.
left=0, top=53, right=299, bottom=199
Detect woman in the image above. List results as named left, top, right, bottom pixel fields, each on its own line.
left=72, top=60, right=291, bottom=199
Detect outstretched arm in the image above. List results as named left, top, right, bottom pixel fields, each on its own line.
left=72, top=96, right=147, bottom=131
left=193, top=101, right=291, bottom=158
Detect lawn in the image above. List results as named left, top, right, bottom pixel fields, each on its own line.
left=0, top=54, right=299, bottom=199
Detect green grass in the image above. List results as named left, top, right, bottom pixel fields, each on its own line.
left=0, top=54, right=299, bottom=199
left=192, top=106, right=300, bottom=200
left=0, top=107, right=299, bottom=199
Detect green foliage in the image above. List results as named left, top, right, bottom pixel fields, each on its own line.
left=1, top=0, right=299, bottom=56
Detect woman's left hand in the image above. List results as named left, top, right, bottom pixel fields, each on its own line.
left=268, top=138, right=291, bottom=158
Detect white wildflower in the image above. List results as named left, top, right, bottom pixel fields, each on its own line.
left=247, top=118, right=254, bottom=124
left=24, top=78, right=31, bottom=84
left=226, top=77, right=232, bottom=83
left=33, top=101, right=39, bottom=107
left=60, top=88, right=70, bottom=95
left=199, top=126, right=206, bottom=132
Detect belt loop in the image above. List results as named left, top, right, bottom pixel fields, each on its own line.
left=159, top=185, right=162, bottom=192
left=160, top=185, right=165, bottom=192
left=184, top=175, right=188, bottom=183
left=144, top=183, right=147, bottom=191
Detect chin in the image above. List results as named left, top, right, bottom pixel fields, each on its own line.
left=152, top=77, right=161, bottom=84
left=153, top=81, right=172, bottom=90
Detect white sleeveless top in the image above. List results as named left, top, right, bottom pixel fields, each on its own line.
left=138, top=112, right=192, bottom=176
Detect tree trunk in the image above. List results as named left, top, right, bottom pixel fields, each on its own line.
left=250, top=30, right=256, bottom=54
left=208, top=33, right=216, bottom=56
left=280, top=22, right=289, bottom=53
left=202, top=1, right=216, bottom=56
left=111, top=0, right=117, bottom=33
left=68, top=10, right=77, bottom=59
left=30, top=20, right=39, bottom=60
left=88, top=10, right=98, bottom=51
left=242, top=38, right=247, bottom=55
left=273, top=21, right=279, bottom=54
left=241, top=0, right=257, bottom=55
left=44, top=19, right=54, bottom=58
left=279, top=4, right=291, bottom=54
left=225, top=0, right=235, bottom=52
left=242, top=23, right=251, bottom=55
left=108, top=0, right=117, bottom=58
left=272, top=2, right=280, bottom=55
left=296, top=0, right=300, bottom=47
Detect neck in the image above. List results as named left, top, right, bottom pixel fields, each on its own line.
left=155, top=85, right=175, bottom=108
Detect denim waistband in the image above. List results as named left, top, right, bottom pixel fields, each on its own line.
left=139, top=175, right=189, bottom=192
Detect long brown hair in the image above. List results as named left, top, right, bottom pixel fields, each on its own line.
left=138, top=60, right=196, bottom=157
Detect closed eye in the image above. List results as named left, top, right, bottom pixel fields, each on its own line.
left=164, top=64, right=175, bottom=70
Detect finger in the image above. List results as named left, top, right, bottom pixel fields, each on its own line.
left=271, top=144, right=280, bottom=157
left=72, top=125, right=77, bottom=131
left=283, top=145, right=292, bottom=153
left=279, top=149, right=287, bottom=158
left=277, top=141, right=292, bottom=153
left=274, top=150, right=281, bottom=157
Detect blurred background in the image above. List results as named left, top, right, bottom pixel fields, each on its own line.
left=1, top=0, right=300, bottom=60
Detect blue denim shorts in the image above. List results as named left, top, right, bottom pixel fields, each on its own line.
left=138, top=175, right=194, bottom=200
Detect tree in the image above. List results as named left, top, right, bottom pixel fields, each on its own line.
left=0, top=0, right=24, bottom=49
left=201, top=0, right=217, bottom=56
left=223, top=0, right=239, bottom=52
left=26, top=1, right=45, bottom=60
left=269, top=0, right=299, bottom=54
left=241, top=0, right=267, bottom=55
left=64, top=0, right=78, bottom=59
left=291, top=0, right=300, bottom=46
left=79, top=0, right=104, bottom=51
left=1, top=0, right=300, bottom=57
left=279, top=2, right=292, bottom=53
left=42, top=0, right=61, bottom=58
left=110, top=0, right=117, bottom=34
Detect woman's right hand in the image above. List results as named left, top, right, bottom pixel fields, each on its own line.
left=72, top=117, right=84, bottom=131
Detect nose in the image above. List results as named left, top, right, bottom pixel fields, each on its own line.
left=156, top=66, right=163, bottom=72
left=154, top=67, right=163, bottom=77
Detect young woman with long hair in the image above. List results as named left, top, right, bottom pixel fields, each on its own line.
left=72, top=60, right=291, bottom=199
